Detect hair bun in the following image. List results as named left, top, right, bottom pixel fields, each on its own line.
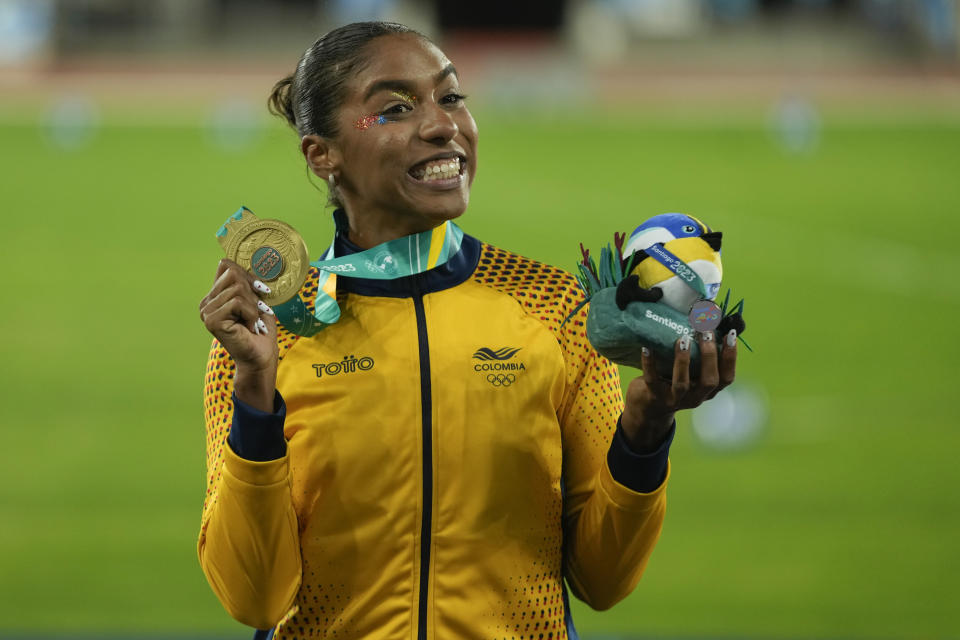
left=268, top=74, right=297, bottom=129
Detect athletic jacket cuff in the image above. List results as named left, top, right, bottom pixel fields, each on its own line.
left=223, top=441, right=290, bottom=487
left=606, top=416, right=674, bottom=493
left=228, top=391, right=287, bottom=462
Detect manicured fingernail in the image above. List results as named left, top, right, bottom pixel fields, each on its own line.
left=679, top=335, right=690, bottom=351
left=256, top=318, right=268, bottom=334
left=641, top=346, right=650, bottom=357
left=252, top=322, right=262, bottom=335
left=252, top=280, right=271, bottom=294
left=257, top=300, right=275, bottom=316
left=702, top=331, right=714, bottom=342
left=726, top=329, right=737, bottom=347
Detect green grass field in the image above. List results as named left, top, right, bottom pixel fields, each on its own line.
left=1, top=104, right=958, bottom=637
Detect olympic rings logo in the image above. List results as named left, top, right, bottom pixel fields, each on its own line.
left=486, top=374, right=516, bottom=387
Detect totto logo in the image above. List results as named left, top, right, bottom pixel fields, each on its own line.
left=313, top=355, right=375, bottom=378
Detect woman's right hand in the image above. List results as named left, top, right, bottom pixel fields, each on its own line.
left=199, top=259, right=279, bottom=411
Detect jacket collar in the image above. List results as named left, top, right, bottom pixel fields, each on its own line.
left=331, top=211, right=480, bottom=298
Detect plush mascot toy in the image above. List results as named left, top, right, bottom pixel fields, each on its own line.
left=573, top=213, right=749, bottom=374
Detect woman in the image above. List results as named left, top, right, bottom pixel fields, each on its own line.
left=197, top=22, right=736, bottom=640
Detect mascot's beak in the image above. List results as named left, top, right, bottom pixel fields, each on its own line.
left=702, top=231, right=722, bottom=252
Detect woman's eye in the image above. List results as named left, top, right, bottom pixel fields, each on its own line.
left=441, top=93, right=467, bottom=105
left=383, top=103, right=413, bottom=116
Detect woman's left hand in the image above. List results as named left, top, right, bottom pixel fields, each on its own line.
left=620, top=330, right=738, bottom=453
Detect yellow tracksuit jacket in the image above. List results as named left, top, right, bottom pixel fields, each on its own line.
left=198, top=232, right=671, bottom=639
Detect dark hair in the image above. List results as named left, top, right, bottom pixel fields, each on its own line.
left=268, top=22, right=426, bottom=138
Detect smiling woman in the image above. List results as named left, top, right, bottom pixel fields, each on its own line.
left=268, top=23, right=477, bottom=248
left=196, top=20, right=735, bottom=640
left=299, top=31, right=476, bottom=247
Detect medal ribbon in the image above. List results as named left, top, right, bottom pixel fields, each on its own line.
left=273, top=221, right=464, bottom=336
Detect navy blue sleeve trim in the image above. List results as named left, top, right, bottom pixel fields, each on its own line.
left=228, top=391, right=287, bottom=462
left=606, top=416, right=675, bottom=493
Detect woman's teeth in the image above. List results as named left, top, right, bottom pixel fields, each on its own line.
left=412, top=158, right=461, bottom=181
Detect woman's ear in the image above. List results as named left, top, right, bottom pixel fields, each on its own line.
left=301, top=134, right=340, bottom=181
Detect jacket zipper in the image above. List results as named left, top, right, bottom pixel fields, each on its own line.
left=412, top=281, right=433, bottom=640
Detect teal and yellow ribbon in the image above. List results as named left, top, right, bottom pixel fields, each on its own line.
left=273, top=220, right=464, bottom=337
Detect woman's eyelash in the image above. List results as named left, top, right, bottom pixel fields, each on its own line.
left=382, top=103, right=413, bottom=115
left=379, top=93, right=466, bottom=116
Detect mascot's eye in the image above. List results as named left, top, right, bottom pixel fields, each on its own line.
left=682, top=224, right=696, bottom=234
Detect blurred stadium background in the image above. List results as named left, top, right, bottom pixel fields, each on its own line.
left=1, top=0, right=958, bottom=638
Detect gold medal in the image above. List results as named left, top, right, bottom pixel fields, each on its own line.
left=217, top=207, right=309, bottom=305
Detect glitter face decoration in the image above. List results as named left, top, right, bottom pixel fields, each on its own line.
left=354, top=114, right=387, bottom=130
left=390, top=90, right=418, bottom=104
left=354, top=91, right=418, bottom=131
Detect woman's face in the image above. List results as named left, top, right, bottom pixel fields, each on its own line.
left=322, top=34, right=479, bottom=244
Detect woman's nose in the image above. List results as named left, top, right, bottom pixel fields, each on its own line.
left=419, top=104, right=458, bottom=144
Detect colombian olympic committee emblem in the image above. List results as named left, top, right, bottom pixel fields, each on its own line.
left=472, top=346, right=525, bottom=388
left=486, top=374, right=516, bottom=387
